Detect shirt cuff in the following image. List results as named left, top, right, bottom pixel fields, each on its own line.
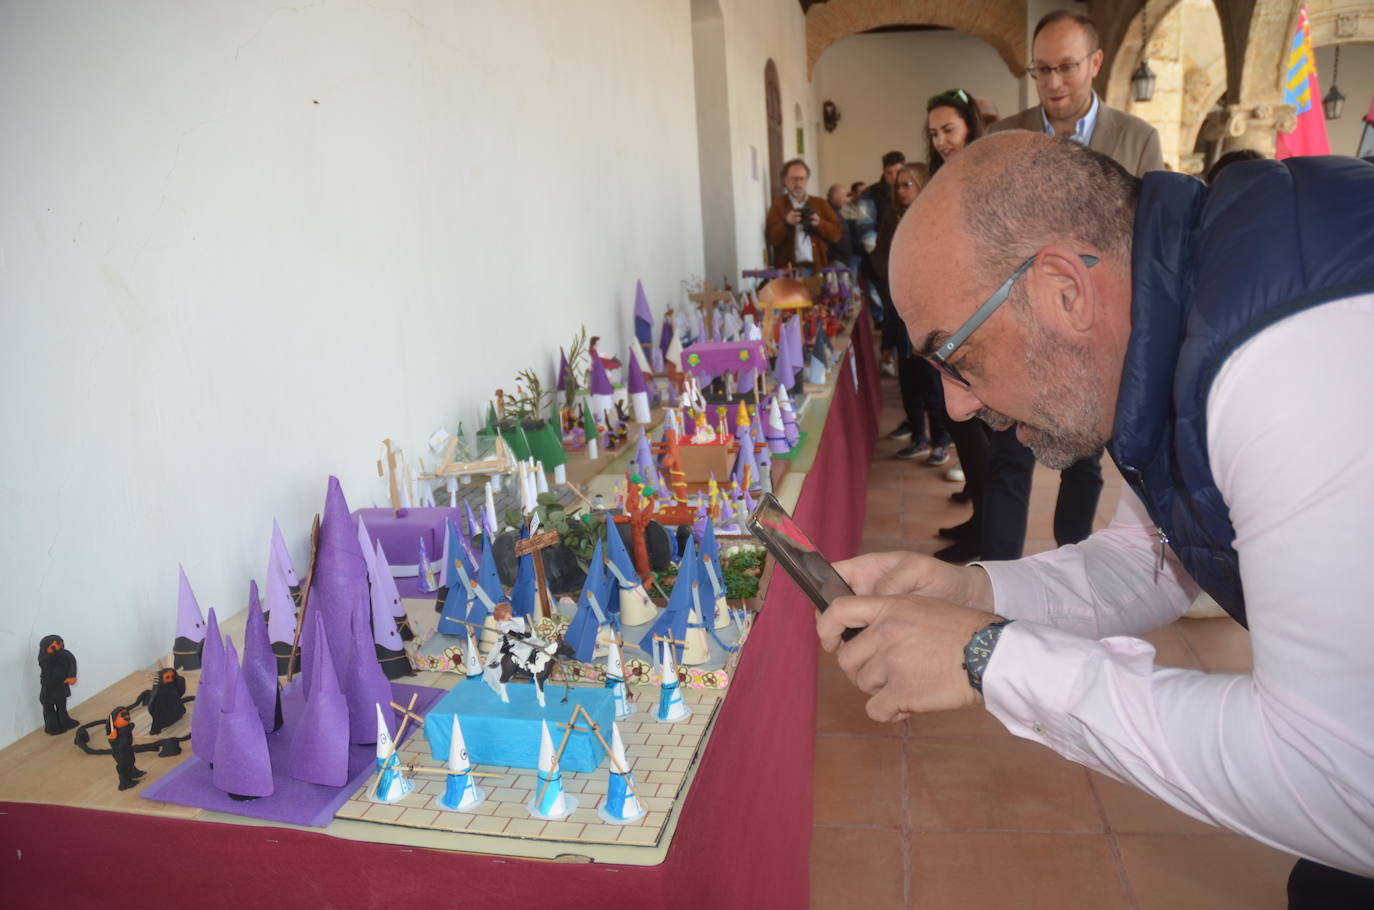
left=972, top=559, right=1052, bottom=624
left=982, top=620, right=1110, bottom=762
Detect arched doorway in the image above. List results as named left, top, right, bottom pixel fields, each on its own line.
left=765, top=59, right=783, bottom=204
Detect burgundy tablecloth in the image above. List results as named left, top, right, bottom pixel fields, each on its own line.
left=0, top=314, right=881, bottom=910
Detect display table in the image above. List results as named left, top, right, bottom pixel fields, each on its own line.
left=0, top=312, right=881, bottom=908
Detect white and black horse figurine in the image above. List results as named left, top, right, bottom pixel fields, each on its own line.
left=483, top=627, right=574, bottom=708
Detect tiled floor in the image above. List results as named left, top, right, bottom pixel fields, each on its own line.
left=811, top=370, right=1295, bottom=909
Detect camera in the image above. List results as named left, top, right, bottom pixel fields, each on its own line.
left=798, top=204, right=815, bottom=234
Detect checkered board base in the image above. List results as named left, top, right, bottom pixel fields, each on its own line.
left=335, top=684, right=722, bottom=850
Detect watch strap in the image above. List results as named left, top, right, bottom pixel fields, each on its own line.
left=963, top=619, right=1012, bottom=694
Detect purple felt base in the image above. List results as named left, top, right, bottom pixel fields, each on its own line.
left=140, top=681, right=445, bottom=827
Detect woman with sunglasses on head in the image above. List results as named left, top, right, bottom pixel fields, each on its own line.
left=927, top=88, right=985, bottom=176
left=872, top=162, right=951, bottom=463
left=920, top=89, right=994, bottom=562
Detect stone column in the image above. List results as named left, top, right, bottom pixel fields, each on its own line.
left=1202, top=101, right=1297, bottom=157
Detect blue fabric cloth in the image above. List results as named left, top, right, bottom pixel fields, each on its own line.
left=1109, top=156, right=1374, bottom=625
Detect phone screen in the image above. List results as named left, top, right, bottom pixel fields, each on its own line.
left=747, top=493, right=861, bottom=639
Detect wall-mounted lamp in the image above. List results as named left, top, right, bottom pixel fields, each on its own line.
left=822, top=100, right=841, bottom=132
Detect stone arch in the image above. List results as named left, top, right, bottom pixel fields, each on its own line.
left=806, top=0, right=1026, bottom=79
left=1104, top=0, right=1228, bottom=172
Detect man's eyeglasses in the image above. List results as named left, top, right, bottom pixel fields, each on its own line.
left=927, top=253, right=1099, bottom=387
left=1026, top=56, right=1090, bottom=81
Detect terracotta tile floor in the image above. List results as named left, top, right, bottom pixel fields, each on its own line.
left=810, top=370, right=1296, bottom=909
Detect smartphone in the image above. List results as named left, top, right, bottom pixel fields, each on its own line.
left=747, top=492, right=862, bottom=641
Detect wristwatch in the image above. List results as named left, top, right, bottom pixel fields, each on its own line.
left=962, top=619, right=1013, bottom=694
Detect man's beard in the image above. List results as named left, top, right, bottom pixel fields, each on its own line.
left=975, top=316, right=1108, bottom=470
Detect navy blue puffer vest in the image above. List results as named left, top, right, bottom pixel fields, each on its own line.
left=1107, top=156, right=1374, bottom=627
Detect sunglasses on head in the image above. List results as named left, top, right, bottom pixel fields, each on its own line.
left=927, top=88, right=971, bottom=110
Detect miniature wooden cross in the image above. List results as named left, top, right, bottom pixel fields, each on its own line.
left=514, top=528, right=561, bottom=619
left=367, top=692, right=417, bottom=800
left=688, top=281, right=735, bottom=339
left=389, top=700, right=426, bottom=727
left=652, top=632, right=690, bottom=663
left=535, top=704, right=594, bottom=807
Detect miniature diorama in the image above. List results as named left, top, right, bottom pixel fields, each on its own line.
left=23, top=269, right=862, bottom=861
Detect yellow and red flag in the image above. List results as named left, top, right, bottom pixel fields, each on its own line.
left=1276, top=6, right=1331, bottom=159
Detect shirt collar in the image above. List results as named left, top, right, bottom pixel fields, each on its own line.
left=1040, top=91, right=1100, bottom=146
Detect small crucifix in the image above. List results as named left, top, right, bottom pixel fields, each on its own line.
left=688, top=281, right=735, bottom=340
left=514, top=528, right=561, bottom=620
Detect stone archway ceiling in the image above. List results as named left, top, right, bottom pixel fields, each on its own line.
left=806, top=0, right=1027, bottom=79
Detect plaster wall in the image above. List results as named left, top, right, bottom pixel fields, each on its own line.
left=814, top=30, right=1022, bottom=186
left=0, top=0, right=704, bottom=748
left=717, top=0, right=818, bottom=273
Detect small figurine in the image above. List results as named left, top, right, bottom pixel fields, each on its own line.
left=105, top=705, right=145, bottom=790
left=37, top=634, right=79, bottom=735
left=147, top=667, right=188, bottom=735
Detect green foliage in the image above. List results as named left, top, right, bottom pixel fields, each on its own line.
left=655, top=545, right=764, bottom=601
left=561, top=325, right=594, bottom=414
left=510, top=494, right=605, bottom=567
left=504, top=368, right=549, bottom=422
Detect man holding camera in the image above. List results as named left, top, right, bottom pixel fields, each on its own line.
left=765, top=158, right=842, bottom=275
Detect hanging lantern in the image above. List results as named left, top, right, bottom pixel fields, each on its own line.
left=1132, top=60, right=1157, bottom=103
left=1132, top=3, right=1156, bottom=103
left=1323, top=47, right=1345, bottom=120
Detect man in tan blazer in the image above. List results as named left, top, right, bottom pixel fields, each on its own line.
left=988, top=11, right=1163, bottom=178
left=963, top=11, right=1162, bottom=566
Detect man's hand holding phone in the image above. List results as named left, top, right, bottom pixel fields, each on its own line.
left=817, top=552, right=1000, bottom=722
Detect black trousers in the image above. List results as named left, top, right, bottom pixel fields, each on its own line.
left=980, top=426, right=1103, bottom=560
left=897, top=355, right=950, bottom=447
left=1288, top=858, right=1374, bottom=908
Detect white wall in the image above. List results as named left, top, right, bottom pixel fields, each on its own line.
left=0, top=0, right=707, bottom=748
left=1315, top=44, right=1374, bottom=157
left=717, top=0, right=818, bottom=274
left=814, top=30, right=1022, bottom=188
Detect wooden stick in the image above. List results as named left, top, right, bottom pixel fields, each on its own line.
left=366, top=693, right=418, bottom=800
left=405, top=766, right=505, bottom=779
left=389, top=701, right=425, bottom=726
left=286, top=513, right=322, bottom=683
left=580, top=712, right=638, bottom=798
left=563, top=478, right=596, bottom=510
left=534, top=706, right=587, bottom=808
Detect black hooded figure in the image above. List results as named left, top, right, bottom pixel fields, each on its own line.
left=105, top=706, right=145, bottom=791
left=147, top=667, right=188, bottom=735
left=37, top=635, right=79, bottom=735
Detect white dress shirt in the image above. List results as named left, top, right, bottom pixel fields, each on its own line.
left=978, top=293, right=1374, bottom=876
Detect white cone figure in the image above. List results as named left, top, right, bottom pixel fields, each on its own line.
left=605, top=638, right=635, bottom=718
left=535, top=462, right=549, bottom=495
left=598, top=723, right=646, bottom=824
left=528, top=720, right=577, bottom=820
left=439, top=714, right=486, bottom=812
left=370, top=703, right=414, bottom=804
left=463, top=633, right=483, bottom=679
left=656, top=640, right=691, bottom=723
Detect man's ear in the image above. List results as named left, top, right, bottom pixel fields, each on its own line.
left=1032, top=248, right=1096, bottom=334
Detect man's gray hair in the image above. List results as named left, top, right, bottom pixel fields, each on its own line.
left=960, top=135, right=1140, bottom=286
